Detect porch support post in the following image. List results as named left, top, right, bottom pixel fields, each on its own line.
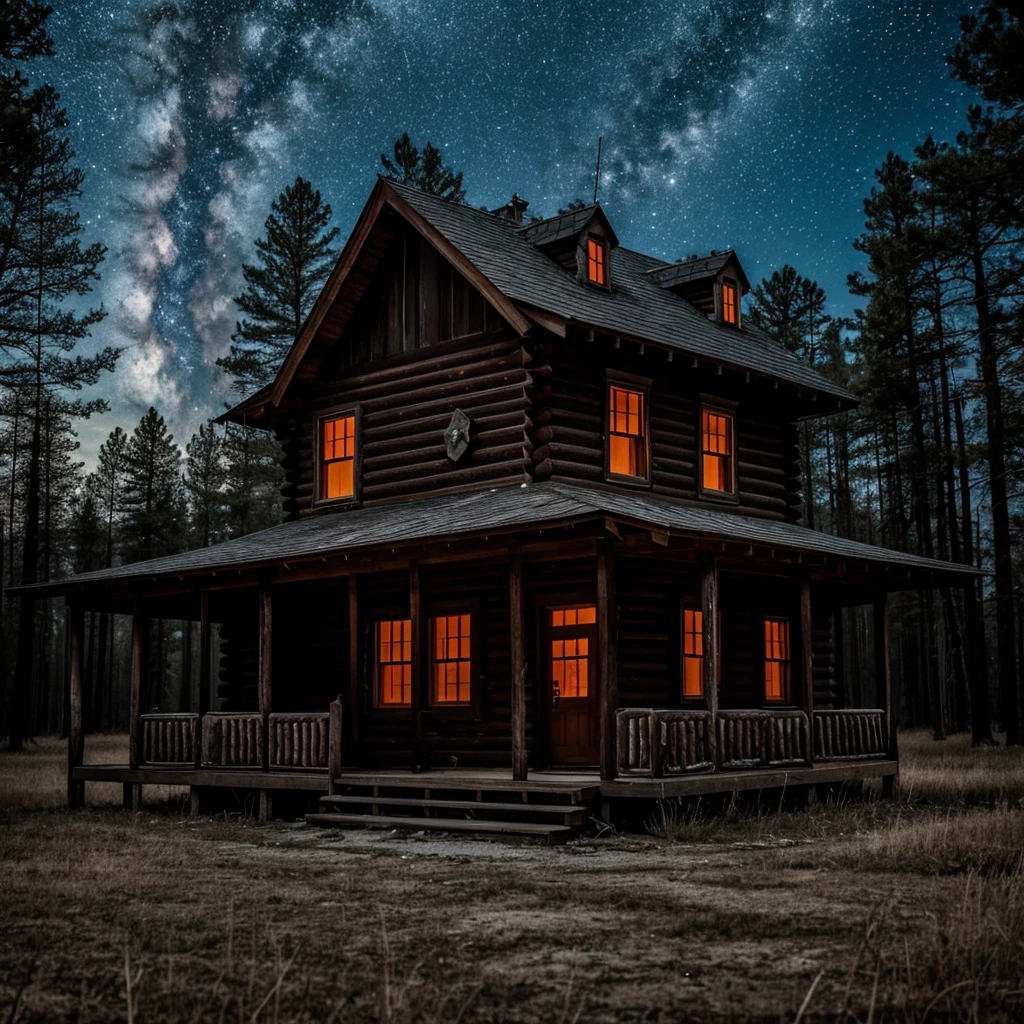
left=195, top=590, right=210, bottom=770
left=348, top=575, right=360, bottom=750
left=509, top=544, right=527, bottom=781
left=701, top=553, right=719, bottom=770
left=129, top=598, right=146, bottom=772
left=597, top=541, right=618, bottom=782
left=67, top=601, right=85, bottom=808
left=409, top=562, right=424, bottom=770
left=800, top=574, right=814, bottom=766
left=258, top=582, right=272, bottom=774
left=874, top=591, right=898, bottom=794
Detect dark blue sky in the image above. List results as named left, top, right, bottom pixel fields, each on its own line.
left=45, top=0, right=974, bottom=461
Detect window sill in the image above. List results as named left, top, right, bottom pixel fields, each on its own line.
left=699, top=487, right=739, bottom=505
left=606, top=472, right=652, bottom=490
left=313, top=495, right=360, bottom=511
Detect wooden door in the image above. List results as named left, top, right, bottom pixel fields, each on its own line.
left=546, top=605, right=599, bottom=766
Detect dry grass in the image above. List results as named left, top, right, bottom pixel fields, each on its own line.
left=0, top=731, right=1022, bottom=1022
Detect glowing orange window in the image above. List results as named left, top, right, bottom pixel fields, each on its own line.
left=721, top=281, right=738, bottom=325
left=608, top=384, right=648, bottom=480
left=321, top=414, right=356, bottom=500
left=701, top=409, right=734, bottom=493
left=682, top=609, right=703, bottom=698
left=586, top=237, right=606, bottom=285
left=432, top=614, right=472, bottom=705
left=552, top=636, right=589, bottom=697
left=551, top=606, right=596, bottom=627
left=376, top=619, right=412, bottom=707
left=764, top=618, right=791, bottom=703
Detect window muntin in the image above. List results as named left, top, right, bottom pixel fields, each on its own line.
left=431, top=613, right=472, bottom=705
left=701, top=409, right=734, bottom=494
left=321, top=414, right=356, bottom=500
left=682, top=608, right=704, bottom=699
left=721, top=280, right=738, bottom=325
left=586, top=237, right=607, bottom=285
left=375, top=619, right=412, bottom=707
left=764, top=617, right=791, bottom=703
left=552, top=636, right=590, bottom=697
left=608, top=384, right=649, bottom=481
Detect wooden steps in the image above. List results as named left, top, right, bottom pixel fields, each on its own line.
left=306, top=780, right=596, bottom=844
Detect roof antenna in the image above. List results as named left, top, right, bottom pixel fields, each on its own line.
left=592, top=136, right=603, bottom=205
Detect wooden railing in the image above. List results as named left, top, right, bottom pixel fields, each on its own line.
left=814, top=709, right=887, bottom=761
left=141, top=713, right=198, bottom=765
left=202, top=712, right=263, bottom=767
left=269, top=713, right=330, bottom=769
left=616, top=709, right=714, bottom=776
left=716, top=710, right=810, bottom=769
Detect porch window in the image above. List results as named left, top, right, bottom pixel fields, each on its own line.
left=586, top=236, right=607, bottom=285
left=701, top=409, right=734, bottom=494
left=431, top=613, right=472, bottom=705
left=682, top=608, right=703, bottom=699
left=764, top=617, right=791, bottom=703
left=721, top=280, right=738, bottom=325
left=608, top=384, right=649, bottom=481
left=550, top=606, right=596, bottom=698
left=320, top=413, right=357, bottom=501
left=375, top=619, right=412, bottom=707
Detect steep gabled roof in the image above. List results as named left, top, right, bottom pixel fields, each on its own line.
left=225, top=179, right=855, bottom=424
left=645, top=250, right=751, bottom=292
left=519, top=204, right=619, bottom=248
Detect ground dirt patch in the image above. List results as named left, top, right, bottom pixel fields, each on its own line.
left=0, top=731, right=1021, bottom=1022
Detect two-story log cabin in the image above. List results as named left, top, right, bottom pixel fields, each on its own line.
left=19, top=178, right=978, bottom=840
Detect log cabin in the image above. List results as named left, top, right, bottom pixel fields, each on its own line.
left=16, top=178, right=978, bottom=841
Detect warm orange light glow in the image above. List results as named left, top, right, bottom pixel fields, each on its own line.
left=551, top=606, right=596, bottom=627
left=432, top=613, right=472, bottom=704
left=608, top=385, right=648, bottom=480
left=552, top=636, right=589, bottom=698
left=376, top=619, right=412, bottom=706
left=587, top=237, right=606, bottom=285
left=722, top=281, right=738, bottom=324
left=764, top=618, right=791, bottom=703
left=682, top=608, right=703, bottom=698
left=701, top=409, right=733, bottom=493
left=322, top=415, right=356, bottom=499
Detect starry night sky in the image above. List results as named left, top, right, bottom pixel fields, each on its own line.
left=43, top=0, right=974, bottom=463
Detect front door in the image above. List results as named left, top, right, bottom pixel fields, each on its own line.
left=546, top=605, right=599, bottom=766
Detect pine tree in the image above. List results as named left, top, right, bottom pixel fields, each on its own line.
left=216, top=177, right=339, bottom=395
left=184, top=422, right=226, bottom=547
left=222, top=422, right=282, bottom=538
left=380, top=133, right=466, bottom=202
left=121, top=408, right=183, bottom=564
left=746, top=265, right=812, bottom=353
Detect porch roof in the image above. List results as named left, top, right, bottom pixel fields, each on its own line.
left=10, top=483, right=980, bottom=600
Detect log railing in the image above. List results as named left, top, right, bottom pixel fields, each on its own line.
left=814, top=709, right=887, bottom=761
left=202, top=712, right=263, bottom=768
left=717, top=709, right=810, bottom=768
left=269, top=713, right=330, bottom=769
left=616, top=709, right=714, bottom=777
left=141, top=713, right=198, bottom=765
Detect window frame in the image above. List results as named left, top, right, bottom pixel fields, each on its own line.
left=314, top=406, right=362, bottom=507
left=372, top=616, right=414, bottom=712
left=585, top=234, right=609, bottom=288
left=762, top=615, right=793, bottom=706
left=605, top=371, right=652, bottom=488
left=426, top=599, right=482, bottom=721
left=680, top=603, right=705, bottom=703
left=698, top=397, right=738, bottom=503
left=719, top=277, right=740, bottom=327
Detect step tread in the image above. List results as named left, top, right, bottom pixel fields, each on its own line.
left=333, top=776, right=598, bottom=800
left=306, top=812, right=575, bottom=838
left=321, top=794, right=591, bottom=816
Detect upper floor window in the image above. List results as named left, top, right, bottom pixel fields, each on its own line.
left=431, top=613, right=473, bottom=706
left=764, top=617, right=791, bottom=704
left=682, top=608, right=704, bottom=699
left=721, top=280, right=738, bottom=325
left=375, top=619, right=412, bottom=707
left=701, top=408, right=735, bottom=495
left=586, top=236, right=607, bottom=286
left=607, top=383, right=649, bottom=482
left=320, top=412, right=358, bottom=501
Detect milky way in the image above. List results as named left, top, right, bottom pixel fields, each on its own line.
left=45, top=0, right=972, bottom=462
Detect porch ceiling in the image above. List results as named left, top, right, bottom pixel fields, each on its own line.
left=8, top=481, right=980, bottom=601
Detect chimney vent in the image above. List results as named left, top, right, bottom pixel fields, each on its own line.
left=493, top=192, right=530, bottom=223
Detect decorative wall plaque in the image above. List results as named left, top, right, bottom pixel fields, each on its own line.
left=444, top=408, right=471, bottom=462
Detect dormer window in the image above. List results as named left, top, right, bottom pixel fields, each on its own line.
left=607, top=379, right=649, bottom=483
left=319, top=410, right=359, bottom=502
left=721, top=280, right=738, bottom=325
left=586, top=236, right=607, bottom=286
